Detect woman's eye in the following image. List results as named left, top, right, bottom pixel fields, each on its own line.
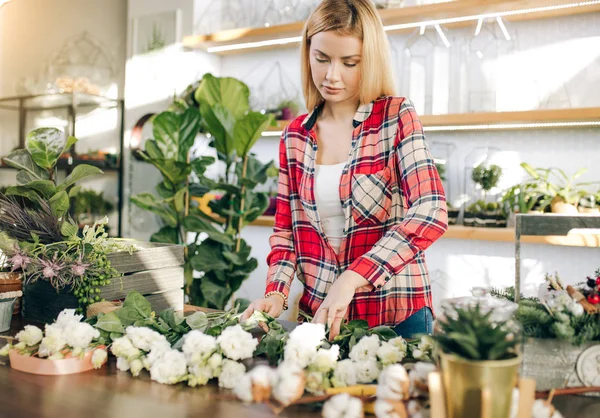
left=316, top=58, right=328, bottom=63
left=344, top=63, right=357, bottom=67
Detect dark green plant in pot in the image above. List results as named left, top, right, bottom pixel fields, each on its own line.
left=471, top=163, right=502, bottom=198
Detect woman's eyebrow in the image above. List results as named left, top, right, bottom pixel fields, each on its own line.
left=314, top=49, right=361, bottom=59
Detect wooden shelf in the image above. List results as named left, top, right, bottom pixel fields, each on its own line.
left=244, top=216, right=600, bottom=247
left=262, top=107, right=600, bottom=134
left=183, top=0, right=600, bottom=54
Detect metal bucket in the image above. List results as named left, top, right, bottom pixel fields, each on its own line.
left=0, top=298, right=16, bottom=332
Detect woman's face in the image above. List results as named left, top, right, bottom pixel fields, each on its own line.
left=309, top=31, right=362, bottom=105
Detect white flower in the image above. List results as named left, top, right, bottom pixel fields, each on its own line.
left=111, top=336, right=142, bottom=360
left=233, top=365, right=277, bottom=402
left=62, top=322, right=100, bottom=349
left=273, top=362, right=306, bottom=406
left=188, top=364, right=213, bottom=387
left=233, top=374, right=253, bottom=403
left=355, top=358, right=380, bottom=383
left=15, top=325, right=43, bottom=346
left=217, top=325, right=258, bottom=360
left=242, top=310, right=270, bottom=329
left=374, top=399, right=406, bottom=418
left=219, top=359, right=247, bottom=389
left=376, top=341, right=406, bottom=366
left=331, top=359, right=358, bottom=388
left=117, top=357, right=130, bottom=372
left=149, top=349, right=188, bottom=385
left=182, top=330, right=218, bottom=366
left=349, top=335, right=380, bottom=362
left=569, top=302, right=584, bottom=317
left=130, top=358, right=144, bottom=377
left=305, top=370, right=330, bottom=394
left=54, top=309, right=84, bottom=329
left=377, top=364, right=410, bottom=401
left=409, top=362, right=436, bottom=396
left=126, top=326, right=168, bottom=352
left=288, top=322, right=326, bottom=348
left=322, top=393, right=363, bottom=418
left=532, top=400, right=564, bottom=418
left=388, top=337, right=408, bottom=355
left=284, top=339, right=318, bottom=369
left=145, top=340, right=172, bottom=368
left=37, top=325, right=67, bottom=357
left=91, top=348, right=108, bottom=369
left=0, top=343, right=11, bottom=356
left=310, top=345, right=340, bottom=373
left=48, top=352, right=64, bottom=360
left=207, top=352, right=223, bottom=377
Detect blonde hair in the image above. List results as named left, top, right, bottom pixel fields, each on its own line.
left=301, top=0, right=397, bottom=110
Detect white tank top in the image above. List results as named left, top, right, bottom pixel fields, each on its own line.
left=314, top=162, right=346, bottom=254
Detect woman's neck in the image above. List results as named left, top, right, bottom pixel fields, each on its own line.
left=321, top=99, right=360, bottom=123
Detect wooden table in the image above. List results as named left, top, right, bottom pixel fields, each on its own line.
left=1, top=318, right=599, bottom=418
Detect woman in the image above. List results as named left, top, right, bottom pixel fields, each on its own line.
left=241, top=0, right=447, bottom=339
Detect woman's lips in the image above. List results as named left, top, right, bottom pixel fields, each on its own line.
left=324, top=86, right=343, bottom=94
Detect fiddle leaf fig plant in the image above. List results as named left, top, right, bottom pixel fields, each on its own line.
left=132, top=74, right=275, bottom=309
left=2, top=127, right=103, bottom=222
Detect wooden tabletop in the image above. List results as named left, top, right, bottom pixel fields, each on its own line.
left=1, top=317, right=599, bottom=418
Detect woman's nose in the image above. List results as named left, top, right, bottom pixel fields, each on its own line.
left=326, top=63, right=341, bottom=83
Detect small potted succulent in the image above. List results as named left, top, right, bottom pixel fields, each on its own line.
left=277, top=99, right=300, bottom=121
left=433, top=289, right=522, bottom=418
left=263, top=165, right=280, bottom=216
left=463, top=200, right=507, bottom=228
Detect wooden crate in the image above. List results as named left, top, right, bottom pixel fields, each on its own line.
left=22, top=241, right=185, bottom=323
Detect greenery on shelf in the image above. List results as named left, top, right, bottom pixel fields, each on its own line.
left=431, top=303, right=520, bottom=361
left=132, top=73, right=275, bottom=309
left=471, top=163, right=502, bottom=196
left=71, top=188, right=115, bottom=225
left=466, top=200, right=501, bottom=214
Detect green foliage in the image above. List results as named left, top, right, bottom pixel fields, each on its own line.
left=2, top=127, right=102, bottom=219
left=132, top=74, right=275, bottom=309
left=435, top=162, right=446, bottom=182
left=472, top=164, right=502, bottom=192
left=466, top=199, right=501, bottom=214
left=71, top=189, right=114, bottom=223
left=431, top=304, right=519, bottom=361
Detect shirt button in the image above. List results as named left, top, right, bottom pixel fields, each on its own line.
left=377, top=284, right=382, bottom=289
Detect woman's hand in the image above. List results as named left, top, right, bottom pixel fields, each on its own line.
left=312, top=270, right=369, bottom=340
left=240, top=294, right=285, bottom=321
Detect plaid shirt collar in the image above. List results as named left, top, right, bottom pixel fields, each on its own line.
left=301, top=100, right=375, bottom=130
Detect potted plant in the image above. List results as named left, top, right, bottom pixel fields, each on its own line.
left=433, top=290, right=522, bottom=418
left=577, top=192, right=600, bottom=214
left=277, top=99, right=300, bottom=121
left=471, top=163, right=502, bottom=200
left=463, top=200, right=507, bottom=228
left=263, top=165, right=280, bottom=216
left=446, top=202, right=458, bottom=226
left=71, top=188, right=115, bottom=228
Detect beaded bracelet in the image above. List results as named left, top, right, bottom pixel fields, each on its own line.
left=265, top=291, right=288, bottom=310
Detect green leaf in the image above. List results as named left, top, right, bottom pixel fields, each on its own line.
left=153, top=112, right=179, bottom=160
left=520, top=162, right=540, bottom=180
left=5, top=185, right=42, bottom=202
left=192, top=156, right=216, bottom=177
left=199, top=273, right=232, bottom=309
left=150, top=226, right=180, bottom=244
left=26, top=127, right=67, bottom=169
left=61, top=221, right=79, bottom=237
left=200, top=102, right=235, bottom=158
left=347, top=320, right=369, bottom=330
left=65, top=135, right=78, bottom=151
left=59, top=164, right=103, bottom=191
left=156, top=181, right=175, bottom=198
left=183, top=215, right=234, bottom=245
left=190, top=242, right=230, bottom=272
left=173, top=188, right=187, bottom=214
left=159, top=308, right=186, bottom=332
left=223, top=240, right=251, bottom=265
left=369, top=326, right=398, bottom=341
left=189, top=183, right=211, bottom=198
left=178, top=107, right=202, bottom=162
left=123, top=291, right=152, bottom=318
left=194, top=73, right=250, bottom=120
left=95, top=311, right=125, bottom=333
left=185, top=311, right=209, bottom=331
left=18, top=180, right=55, bottom=199
left=234, top=112, right=272, bottom=158
left=130, top=193, right=178, bottom=227
left=68, top=185, right=82, bottom=198
left=49, top=190, right=70, bottom=217
left=115, top=306, right=144, bottom=327
left=144, top=140, right=164, bottom=160
left=3, top=149, right=49, bottom=181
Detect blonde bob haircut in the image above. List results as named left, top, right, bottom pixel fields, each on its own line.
left=301, top=0, right=397, bottom=110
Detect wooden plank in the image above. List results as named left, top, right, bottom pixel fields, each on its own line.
left=517, top=214, right=600, bottom=236
left=99, top=267, right=184, bottom=300
left=145, top=288, right=184, bottom=313
left=107, top=241, right=184, bottom=274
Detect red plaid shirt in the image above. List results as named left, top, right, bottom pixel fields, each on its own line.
left=265, top=96, right=448, bottom=327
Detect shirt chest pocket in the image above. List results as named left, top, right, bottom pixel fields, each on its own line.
left=350, top=166, right=393, bottom=225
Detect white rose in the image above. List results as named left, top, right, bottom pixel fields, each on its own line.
left=284, top=339, right=318, bottom=369
left=241, top=310, right=270, bottom=330
left=38, top=325, right=67, bottom=357
left=145, top=340, right=172, bottom=368
left=233, top=374, right=253, bottom=403
left=331, top=359, right=358, bottom=388
left=111, top=336, right=142, bottom=360
left=117, top=356, right=131, bottom=372
left=305, top=370, right=329, bottom=394
left=349, top=335, right=380, bottom=362
left=376, top=342, right=405, bottom=366
left=288, top=323, right=326, bottom=349
left=130, top=358, right=145, bottom=376
left=322, top=393, right=363, bottom=418
left=187, top=364, right=213, bottom=387
left=273, top=362, right=305, bottom=406
left=62, top=322, right=100, bottom=349
left=389, top=337, right=408, bottom=354
left=219, top=359, right=247, bottom=389
left=54, top=309, right=84, bottom=329
left=409, top=362, right=436, bottom=396
left=126, top=326, right=168, bottom=352
left=149, top=349, right=188, bottom=385
left=355, top=358, right=380, bottom=383
left=15, top=325, right=43, bottom=346
left=207, top=352, right=223, bottom=377
left=91, top=348, right=108, bottom=369
left=217, top=325, right=258, bottom=360
left=310, top=345, right=340, bottom=373
left=377, top=364, right=410, bottom=401
left=182, top=330, right=218, bottom=366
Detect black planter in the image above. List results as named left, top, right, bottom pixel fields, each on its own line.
left=463, top=211, right=476, bottom=227
left=448, top=209, right=459, bottom=226
left=22, top=280, right=78, bottom=323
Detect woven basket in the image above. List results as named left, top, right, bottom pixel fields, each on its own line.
left=86, top=301, right=122, bottom=318
left=0, top=272, right=22, bottom=316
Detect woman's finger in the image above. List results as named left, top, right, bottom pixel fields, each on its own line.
left=312, top=307, right=328, bottom=324
left=240, top=304, right=255, bottom=321
left=328, top=307, right=347, bottom=341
